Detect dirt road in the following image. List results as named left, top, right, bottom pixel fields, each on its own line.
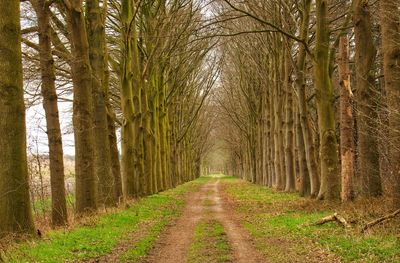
left=143, top=180, right=265, bottom=263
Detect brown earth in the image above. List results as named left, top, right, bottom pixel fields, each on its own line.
left=142, top=180, right=265, bottom=263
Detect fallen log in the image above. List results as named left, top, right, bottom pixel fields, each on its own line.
left=361, top=209, right=400, bottom=233
left=310, top=213, right=351, bottom=228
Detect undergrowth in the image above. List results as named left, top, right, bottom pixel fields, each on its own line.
left=188, top=219, right=232, bottom=263
left=2, top=178, right=207, bottom=263
left=222, top=177, right=400, bottom=263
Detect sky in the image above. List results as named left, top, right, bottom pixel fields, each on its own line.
left=26, top=98, right=122, bottom=157
left=26, top=100, right=76, bottom=156
left=21, top=2, right=77, bottom=156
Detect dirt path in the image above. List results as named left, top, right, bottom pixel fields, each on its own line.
left=88, top=220, right=154, bottom=263
left=143, top=179, right=265, bottom=263
left=142, top=184, right=206, bottom=263
left=210, top=180, right=265, bottom=263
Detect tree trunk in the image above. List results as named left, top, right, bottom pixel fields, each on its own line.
left=295, top=0, right=320, bottom=197
left=353, top=0, right=382, bottom=197
left=160, top=82, right=169, bottom=189
left=153, top=84, right=164, bottom=191
left=284, top=50, right=296, bottom=192
left=380, top=0, right=400, bottom=208
left=121, top=0, right=137, bottom=198
left=262, top=90, right=269, bottom=186
left=274, top=64, right=285, bottom=190
left=269, top=68, right=276, bottom=187
left=0, top=0, right=35, bottom=236
left=108, top=112, right=123, bottom=202
left=65, top=0, right=97, bottom=213
left=86, top=0, right=115, bottom=207
left=142, top=84, right=154, bottom=195
left=315, top=0, right=341, bottom=200
left=297, top=111, right=311, bottom=196
left=338, top=36, right=354, bottom=202
left=32, top=0, right=68, bottom=225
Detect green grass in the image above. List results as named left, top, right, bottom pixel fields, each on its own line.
left=120, top=217, right=171, bottom=261
left=188, top=220, right=232, bottom=263
left=213, top=223, right=232, bottom=261
left=205, top=173, right=229, bottom=178
left=221, top=177, right=400, bottom=263
left=4, top=179, right=207, bottom=263
left=32, top=194, right=75, bottom=216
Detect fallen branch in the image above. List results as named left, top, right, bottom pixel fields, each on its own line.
left=310, top=213, right=351, bottom=228
left=361, top=209, right=400, bottom=233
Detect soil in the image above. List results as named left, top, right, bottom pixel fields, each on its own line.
left=87, top=220, right=154, bottom=263
left=211, top=181, right=265, bottom=263
left=142, top=180, right=265, bottom=263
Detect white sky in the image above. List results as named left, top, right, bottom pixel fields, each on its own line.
left=26, top=100, right=76, bottom=156
left=25, top=99, right=122, bottom=157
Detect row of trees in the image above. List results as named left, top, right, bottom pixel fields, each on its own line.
left=0, top=0, right=215, bottom=237
left=216, top=0, right=400, bottom=207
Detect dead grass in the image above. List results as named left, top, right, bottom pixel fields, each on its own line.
left=222, top=178, right=400, bottom=263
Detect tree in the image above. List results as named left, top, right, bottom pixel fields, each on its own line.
left=284, top=45, right=296, bottom=192
left=120, top=0, right=140, bottom=198
left=380, top=0, right=400, bottom=208
left=294, top=0, right=320, bottom=198
left=31, top=0, right=68, bottom=225
left=64, top=0, right=97, bottom=213
left=0, top=0, right=35, bottom=236
left=338, top=36, right=354, bottom=201
left=86, top=0, right=116, bottom=207
left=314, top=0, right=340, bottom=200
left=353, top=0, right=382, bottom=197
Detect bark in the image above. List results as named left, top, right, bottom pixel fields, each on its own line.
left=170, top=116, right=178, bottom=187
left=142, top=84, right=154, bottom=195
left=380, top=0, right=400, bottom=208
left=160, top=82, right=169, bottom=189
left=269, top=67, right=276, bottom=187
left=86, top=0, right=115, bottom=207
left=143, top=12, right=160, bottom=193
left=265, top=84, right=273, bottom=186
left=132, top=29, right=145, bottom=197
left=284, top=50, right=296, bottom=192
left=311, top=213, right=351, bottom=228
left=274, top=58, right=285, bottom=190
left=295, top=0, right=320, bottom=197
left=32, top=0, right=68, bottom=225
left=353, top=0, right=382, bottom=197
left=65, top=0, right=97, bottom=213
left=338, top=36, right=354, bottom=202
left=108, top=112, right=123, bottom=202
left=297, top=112, right=311, bottom=197
left=262, top=90, right=269, bottom=186
left=153, top=84, right=164, bottom=191
left=0, top=0, right=35, bottom=236
left=121, top=0, right=137, bottom=198
left=315, top=0, right=341, bottom=200
left=278, top=95, right=286, bottom=189
left=361, top=209, right=400, bottom=233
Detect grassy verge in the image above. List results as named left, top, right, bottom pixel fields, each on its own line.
left=119, top=217, right=170, bottom=262
left=3, top=178, right=208, bottom=263
left=32, top=193, right=75, bottom=217
left=221, top=177, right=400, bottom=263
left=188, top=220, right=232, bottom=263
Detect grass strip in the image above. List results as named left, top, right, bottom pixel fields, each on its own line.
left=222, top=177, right=400, bottom=263
left=3, top=178, right=207, bottom=263
left=188, top=220, right=233, bottom=263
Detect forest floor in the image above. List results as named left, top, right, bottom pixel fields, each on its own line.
left=2, top=175, right=399, bottom=263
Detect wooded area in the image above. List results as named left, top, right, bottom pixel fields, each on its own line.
left=217, top=0, right=400, bottom=205
left=0, top=0, right=399, bottom=260
left=1, top=0, right=216, bottom=236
